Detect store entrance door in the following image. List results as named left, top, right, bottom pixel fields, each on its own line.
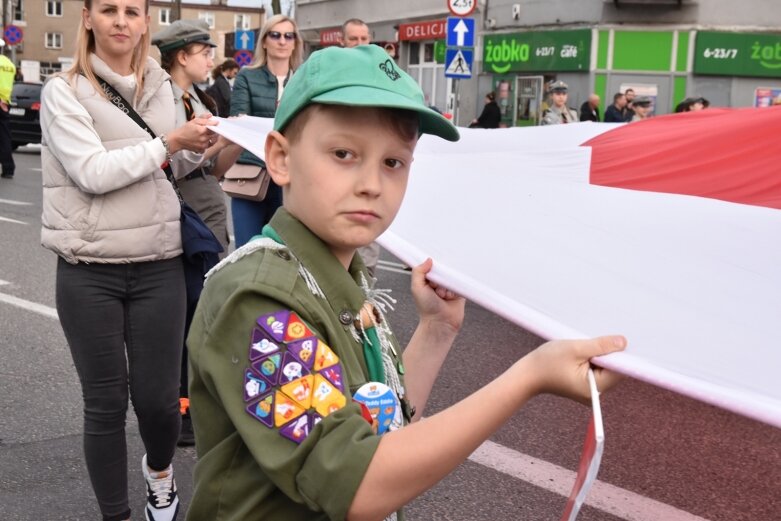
left=514, top=76, right=544, bottom=126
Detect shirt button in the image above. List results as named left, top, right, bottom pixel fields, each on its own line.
left=338, top=310, right=353, bottom=325
left=275, top=249, right=291, bottom=261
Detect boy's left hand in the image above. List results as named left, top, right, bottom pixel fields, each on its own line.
left=411, top=258, right=465, bottom=335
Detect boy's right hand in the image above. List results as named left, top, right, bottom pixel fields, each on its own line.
left=524, top=335, right=627, bottom=404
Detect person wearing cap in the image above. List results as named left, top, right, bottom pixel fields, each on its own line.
left=675, top=96, right=709, bottom=113
left=152, top=19, right=242, bottom=447
left=0, top=46, right=16, bottom=179
left=185, top=44, right=627, bottom=521
left=39, top=0, right=218, bottom=520
left=228, top=14, right=303, bottom=249
left=541, top=80, right=578, bottom=125
left=630, top=96, right=653, bottom=122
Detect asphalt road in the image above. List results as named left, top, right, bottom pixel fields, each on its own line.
left=1, top=149, right=779, bottom=520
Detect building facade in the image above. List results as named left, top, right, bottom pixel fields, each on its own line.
left=296, top=0, right=781, bottom=126
left=2, top=0, right=264, bottom=82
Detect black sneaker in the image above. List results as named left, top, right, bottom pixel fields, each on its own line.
left=177, top=411, right=195, bottom=447
left=142, top=454, right=180, bottom=521
left=0, top=173, right=13, bottom=179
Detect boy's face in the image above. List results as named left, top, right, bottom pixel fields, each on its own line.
left=266, top=106, right=417, bottom=267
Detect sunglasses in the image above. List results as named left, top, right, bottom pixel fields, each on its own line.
left=267, top=31, right=296, bottom=41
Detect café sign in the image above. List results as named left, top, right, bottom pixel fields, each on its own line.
left=483, top=30, right=591, bottom=74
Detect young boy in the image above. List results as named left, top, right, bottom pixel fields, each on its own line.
left=186, top=45, right=626, bottom=521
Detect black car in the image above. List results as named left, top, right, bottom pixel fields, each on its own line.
left=9, top=82, right=42, bottom=149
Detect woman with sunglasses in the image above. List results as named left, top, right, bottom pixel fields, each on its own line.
left=228, top=14, right=303, bottom=247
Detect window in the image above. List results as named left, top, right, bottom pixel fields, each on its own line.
left=46, top=0, right=62, bottom=16
left=234, top=14, right=250, bottom=30
left=45, top=32, right=63, bottom=49
left=159, top=8, right=171, bottom=25
left=407, top=42, right=448, bottom=113
left=198, top=12, right=215, bottom=29
left=13, top=0, right=24, bottom=22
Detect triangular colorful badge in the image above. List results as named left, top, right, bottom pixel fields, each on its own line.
left=249, top=327, right=281, bottom=361
left=274, top=390, right=306, bottom=427
left=313, top=340, right=339, bottom=371
left=256, top=310, right=290, bottom=342
left=246, top=392, right=275, bottom=427
left=281, top=375, right=314, bottom=410
left=284, top=312, right=314, bottom=342
left=244, top=368, right=273, bottom=402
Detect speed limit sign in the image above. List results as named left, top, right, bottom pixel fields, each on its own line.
left=447, top=0, right=476, bottom=17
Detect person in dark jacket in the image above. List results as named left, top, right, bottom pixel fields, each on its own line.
left=470, top=92, right=501, bottom=128
left=229, top=14, right=303, bottom=248
left=579, top=93, right=601, bottom=122
left=206, top=58, right=239, bottom=117
left=603, top=92, right=627, bottom=123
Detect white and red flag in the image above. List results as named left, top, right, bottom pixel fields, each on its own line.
left=211, top=107, right=781, bottom=429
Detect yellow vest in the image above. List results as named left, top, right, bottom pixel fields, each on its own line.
left=0, top=55, right=16, bottom=103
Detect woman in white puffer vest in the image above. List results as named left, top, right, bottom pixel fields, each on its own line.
left=39, top=1, right=216, bottom=520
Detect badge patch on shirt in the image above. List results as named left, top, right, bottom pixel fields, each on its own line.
left=249, top=327, right=281, bottom=361
left=353, top=382, right=403, bottom=435
left=244, top=368, right=272, bottom=401
left=245, top=310, right=347, bottom=444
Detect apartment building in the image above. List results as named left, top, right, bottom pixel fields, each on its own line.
left=3, top=0, right=264, bottom=82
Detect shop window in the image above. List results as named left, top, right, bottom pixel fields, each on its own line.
left=407, top=40, right=448, bottom=113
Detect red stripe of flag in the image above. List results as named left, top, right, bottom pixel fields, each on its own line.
left=585, top=105, right=781, bottom=210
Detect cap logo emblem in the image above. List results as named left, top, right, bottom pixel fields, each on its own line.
left=379, top=59, right=400, bottom=81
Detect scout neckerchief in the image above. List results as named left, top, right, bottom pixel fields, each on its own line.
left=258, top=225, right=387, bottom=385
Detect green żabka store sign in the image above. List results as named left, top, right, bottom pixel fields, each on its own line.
left=694, top=31, right=781, bottom=78
left=483, top=30, right=591, bottom=74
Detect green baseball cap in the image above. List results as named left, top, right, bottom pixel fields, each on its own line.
left=274, top=45, right=459, bottom=142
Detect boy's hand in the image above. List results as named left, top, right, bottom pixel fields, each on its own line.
left=525, top=336, right=627, bottom=404
left=410, top=258, right=465, bottom=335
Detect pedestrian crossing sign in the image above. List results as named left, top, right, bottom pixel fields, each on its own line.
left=445, top=48, right=473, bottom=79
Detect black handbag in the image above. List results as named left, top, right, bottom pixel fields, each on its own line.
left=96, top=76, right=223, bottom=304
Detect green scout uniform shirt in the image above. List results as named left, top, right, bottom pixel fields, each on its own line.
left=187, top=208, right=406, bottom=521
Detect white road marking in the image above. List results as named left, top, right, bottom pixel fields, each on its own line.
left=0, top=279, right=9, bottom=286
left=0, top=291, right=59, bottom=320
left=0, top=216, right=27, bottom=225
left=0, top=198, right=32, bottom=206
left=376, top=264, right=411, bottom=275
left=378, top=259, right=407, bottom=269
left=469, top=440, right=710, bottom=521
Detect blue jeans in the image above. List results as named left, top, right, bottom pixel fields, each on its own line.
left=231, top=181, right=283, bottom=248
left=56, top=256, right=186, bottom=521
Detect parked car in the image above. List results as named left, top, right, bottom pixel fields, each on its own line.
left=9, top=82, right=42, bottom=149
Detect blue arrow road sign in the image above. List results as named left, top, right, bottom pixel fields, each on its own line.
left=445, top=48, right=473, bottom=79
left=446, top=17, right=474, bottom=48
left=235, top=30, right=255, bottom=52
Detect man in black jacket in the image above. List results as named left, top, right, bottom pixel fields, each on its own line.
left=604, top=92, right=627, bottom=123
left=579, top=93, right=601, bottom=122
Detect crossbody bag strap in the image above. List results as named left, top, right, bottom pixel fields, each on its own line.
left=94, top=74, right=182, bottom=201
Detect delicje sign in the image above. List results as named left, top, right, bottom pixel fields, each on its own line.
left=694, top=31, right=781, bottom=78
left=483, top=30, right=591, bottom=74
